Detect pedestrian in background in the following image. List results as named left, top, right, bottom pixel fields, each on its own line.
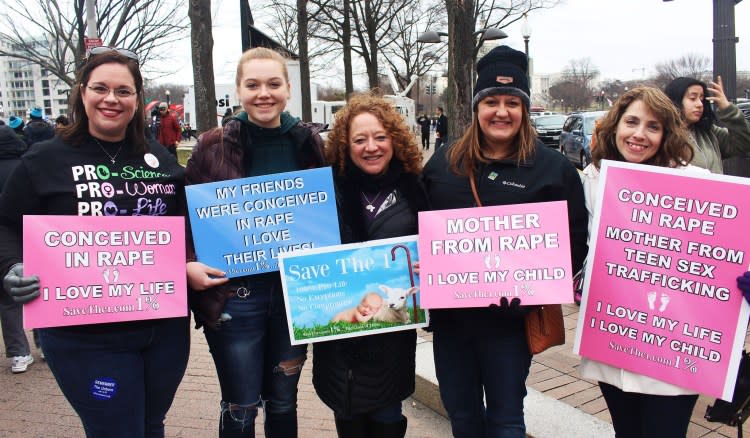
left=221, top=107, right=234, bottom=126
left=0, top=48, right=188, bottom=437
left=0, top=125, right=34, bottom=374
left=422, top=45, right=588, bottom=438
left=156, top=101, right=181, bottom=156
left=316, top=93, right=429, bottom=438
left=185, top=46, right=326, bottom=438
left=23, top=106, right=55, bottom=146
left=417, top=113, right=431, bottom=150
left=434, top=106, right=448, bottom=149
left=664, top=76, right=750, bottom=174
left=55, top=115, right=70, bottom=130
left=7, top=116, right=25, bottom=142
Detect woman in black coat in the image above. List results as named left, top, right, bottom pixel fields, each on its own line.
left=313, top=92, right=429, bottom=438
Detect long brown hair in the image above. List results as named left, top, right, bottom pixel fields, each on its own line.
left=325, top=92, right=422, bottom=176
left=447, top=100, right=536, bottom=176
left=59, top=51, right=146, bottom=153
left=592, top=86, right=693, bottom=168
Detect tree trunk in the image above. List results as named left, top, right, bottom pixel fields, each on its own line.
left=297, top=0, right=312, bottom=121
left=445, top=0, right=475, bottom=140
left=189, top=0, right=217, bottom=134
left=343, top=0, right=353, bottom=97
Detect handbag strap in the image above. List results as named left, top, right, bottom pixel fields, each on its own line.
left=468, top=169, right=483, bottom=207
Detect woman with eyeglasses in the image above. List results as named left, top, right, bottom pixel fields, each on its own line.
left=0, top=48, right=188, bottom=438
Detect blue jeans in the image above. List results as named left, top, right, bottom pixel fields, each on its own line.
left=599, top=382, right=698, bottom=437
left=38, top=317, right=190, bottom=438
left=203, top=274, right=308, bottom=438
left=0, top=299, right=30, bottom=357
left=433, top=326, right=531, bottom=438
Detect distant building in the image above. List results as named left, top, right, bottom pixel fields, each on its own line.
left=0, top=39, right=70, bottom=119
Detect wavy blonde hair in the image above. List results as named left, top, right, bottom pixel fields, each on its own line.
left=235, top=47, right=289, bottom=89
left=325, top=91, right=422, bottom=176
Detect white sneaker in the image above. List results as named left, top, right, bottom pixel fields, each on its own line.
left=11, top=355, right=34, bottom=373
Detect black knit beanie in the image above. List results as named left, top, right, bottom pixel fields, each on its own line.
left=472, top=45, right=530, bottom=110
left=664, top=77, right=715, bottom=131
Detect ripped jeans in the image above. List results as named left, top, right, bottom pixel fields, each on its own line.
left=203, top=274, right=307, bottom=438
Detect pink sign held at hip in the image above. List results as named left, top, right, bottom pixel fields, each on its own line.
left=22, top=215, right=187, bottom=328
left=574, top=160, right=750, bottom=401
left=417, top=201, right=573, bottom=309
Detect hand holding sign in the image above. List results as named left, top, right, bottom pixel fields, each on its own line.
left=187, top=261, right=230, bottom=291
left=3, top=263, right=40, bottom=304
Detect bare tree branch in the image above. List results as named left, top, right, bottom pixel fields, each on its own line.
left=0, top=0, right=188, bottom=87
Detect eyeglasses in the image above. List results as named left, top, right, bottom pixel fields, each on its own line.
left=84, top=85, right=138, bottom=99
left=86, top=46, right=139, bottom=64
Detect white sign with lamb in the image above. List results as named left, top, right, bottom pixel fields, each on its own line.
left=279, top=235, right=429, bottom=345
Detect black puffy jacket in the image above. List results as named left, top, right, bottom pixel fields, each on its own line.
left=0, top=126, right=27, bottom=190
left=312, top=168, right=428, bottom=416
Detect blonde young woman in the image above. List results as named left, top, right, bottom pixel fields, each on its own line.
left=184, top=47, right=326, bottom=438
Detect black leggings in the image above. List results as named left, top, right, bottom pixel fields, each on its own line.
left=599, top=381, right=698, bottom=437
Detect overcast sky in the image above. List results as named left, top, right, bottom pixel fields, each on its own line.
left=161, top=0, right=750, bottom=87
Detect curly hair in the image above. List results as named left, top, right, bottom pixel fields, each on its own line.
left=325, top=92, right=422, bottom=176
left=591, top=86, right=693, bottom=169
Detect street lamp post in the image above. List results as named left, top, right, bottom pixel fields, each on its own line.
left=521, top=14, right=532, bottom=95
left=664, top=0, right=742, bottom=102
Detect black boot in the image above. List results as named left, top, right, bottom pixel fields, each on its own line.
left=264, top=412, right=297, bottom=438
left=335, top=418, right=369, bottom=438
left=368, top=416, right=407, bottom=438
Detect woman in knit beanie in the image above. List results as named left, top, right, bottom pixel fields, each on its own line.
left=664, top=76, right=750, bottom=173
left=422, top=45, right=588, bottom=438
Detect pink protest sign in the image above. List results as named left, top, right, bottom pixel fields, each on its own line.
left=417, top=201, right=573, bottom=308
left=574, top=161, right=750, bottom=401
left=22, top=216, right=187, bottom=328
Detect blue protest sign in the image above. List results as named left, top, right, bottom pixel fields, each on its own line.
left=186, top=167, right=340, bottom=277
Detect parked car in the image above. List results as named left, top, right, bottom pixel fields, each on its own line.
left=738, top=102, right=750, bottom=122
left=559, top=111, right=608, bottom=168
left=532, top=114, right=567, bottom=147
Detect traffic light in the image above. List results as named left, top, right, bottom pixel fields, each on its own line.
left=425, top=85, right=436, bottom=95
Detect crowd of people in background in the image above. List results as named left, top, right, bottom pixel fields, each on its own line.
left=2, top=41, right=750, bottom=438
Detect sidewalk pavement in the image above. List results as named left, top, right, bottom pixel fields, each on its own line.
left=1, top=306, right=742, bottom=437
left=0, top=319, right=452, bottom=438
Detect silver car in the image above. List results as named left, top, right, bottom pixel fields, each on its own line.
left=559, top=111, right=608, bottom=168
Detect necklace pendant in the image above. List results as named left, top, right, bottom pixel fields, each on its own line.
left=110, top=158, right=116, bottom=164
left=366, top=204, right=375, bottom=212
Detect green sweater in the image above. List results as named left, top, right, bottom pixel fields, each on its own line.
left=689, top=103, right=750, bottom=174
left=236, top=111, right=302, bottom=176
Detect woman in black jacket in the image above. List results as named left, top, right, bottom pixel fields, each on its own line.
left=314, top=92, right=429, bottom=438
left=422, top=45, right=588, bottom=438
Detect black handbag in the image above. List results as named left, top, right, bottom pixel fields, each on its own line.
left=705, top=350, right=750, bottom=437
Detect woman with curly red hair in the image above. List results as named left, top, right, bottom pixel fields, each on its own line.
left=314, top=92, right=429, bottom=438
